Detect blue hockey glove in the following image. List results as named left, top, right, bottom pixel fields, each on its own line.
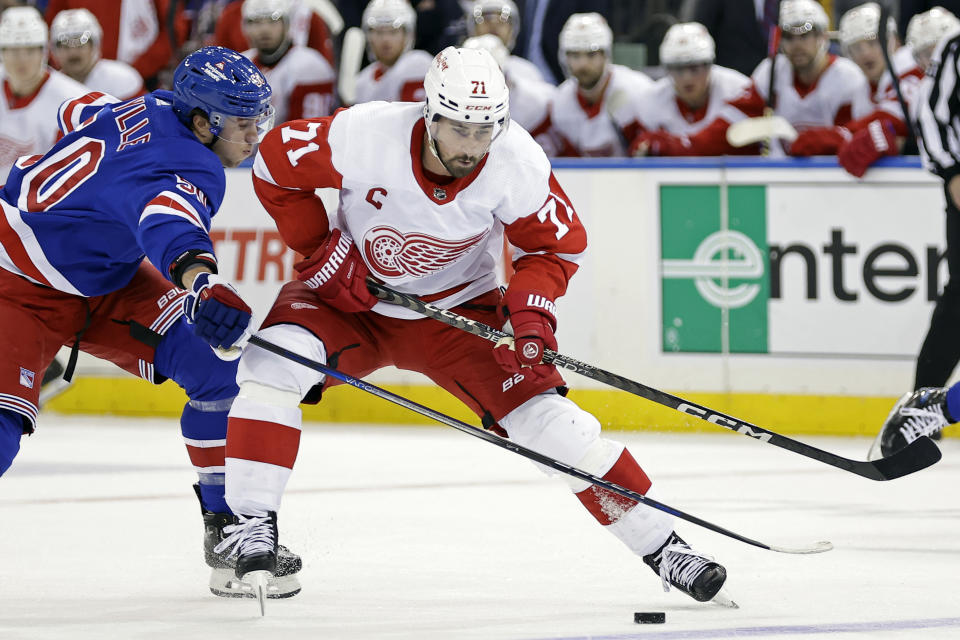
left=182, top=273, right=252, bottom=351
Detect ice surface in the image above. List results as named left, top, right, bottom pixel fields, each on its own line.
left=2, top=415, right=958, bottom=639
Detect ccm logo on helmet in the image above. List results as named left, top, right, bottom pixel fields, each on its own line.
left=465, top=105, right=492, bottom=110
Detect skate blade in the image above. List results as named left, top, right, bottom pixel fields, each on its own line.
left=209, top=568, right=301, bottom=599
left=710, top=588, right=739, bottom=609
left=241, top=570, right=271, bottom=616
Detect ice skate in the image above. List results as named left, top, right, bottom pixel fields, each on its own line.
left=195, top=487, right=300, bottom=601
left=643, top=532, right=736, bottom=607
left=213, top=510, right=286, bottom=615
left=868, top=388, right=952, bottom=461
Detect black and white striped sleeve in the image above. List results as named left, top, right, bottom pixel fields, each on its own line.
left=917, top=33, right=960, bottom=182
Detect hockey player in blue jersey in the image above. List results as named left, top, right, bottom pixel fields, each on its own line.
left=0, top=46, right=300, bottom=599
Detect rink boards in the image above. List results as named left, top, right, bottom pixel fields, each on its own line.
left=49, top=156, right=956, bottom=436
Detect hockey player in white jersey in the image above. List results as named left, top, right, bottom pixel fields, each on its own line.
left=735, top=0, right=873, bottom=156
left=215, top=46, right=733, bottom=614
left=49, top=8, right=143, bottom=101
left=549, top=13, right=653, bottom=157
left=462, top=34, right=557, bottom=154
left=241, top=0, right=336, bottom=123
left=840, top=2, right=921, bottom=104
left=629, top=22, right=753, bottom=156
left=906, top=6, right=960, bottom=73
left=834, top=3, right=923, bottom=177
left=353, top=0, right=432, bottom=104
left=0, top=6, right=88, bottom=183
left=467, top=0, right=545, bottom=84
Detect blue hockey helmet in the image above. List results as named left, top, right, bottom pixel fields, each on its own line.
left=172, top=46, right=274, bottom=138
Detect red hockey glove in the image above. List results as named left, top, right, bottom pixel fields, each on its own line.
left=631, top=130, right=692, bottom=157
left=295, top=229, right=378, bottom=313
left=493, top=289, right=558, bottom=378
left=788, top=127, right=851, bottom=156
left=838, top=120, right=897, bottom=178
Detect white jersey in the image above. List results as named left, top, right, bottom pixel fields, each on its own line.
left=253, top=102, right=586, bottom=318
left=354, top=50, right=433, bottom=105
left=550, top=64, right=654, bottom=156
left=507, top=73, right=555, bottom=153
left=244, top=45, right=336, bottom=124
left=633, top=65, right=751, bottom=136
left=872, top=46, right=924, bottom=123
left=288, top=0, right=321, bottom=48
left=506, top=55, right=546, bottom=84
left=0, top=68, right=89, bottom=183
left=751, top=54, right=874, bottom=130
left=82, top=58, right=143, bottom=101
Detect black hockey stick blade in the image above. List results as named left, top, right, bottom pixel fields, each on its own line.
left=246, top=335, right=832, bottom=555
left=366, top=280, right=942, bottom=481
left=868, top=436, right=941, bottom=480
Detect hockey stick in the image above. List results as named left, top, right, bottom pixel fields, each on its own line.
left=246, top=335, right=830, bottom=554
left=301, top=0, right=344, bottom=36
left=365, top=280, right=941, bottom=481
left=726, top=115, right=797, bottom=147
left=337, top=27, right=365, bottom=106
left=878, top=5, right=918, bottom=147
left=763, top=23, right=782, bottom=155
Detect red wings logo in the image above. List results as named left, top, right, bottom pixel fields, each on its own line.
left=363, top=226, right=488, bottom=278
left=0, top=136, right=37, bottom=170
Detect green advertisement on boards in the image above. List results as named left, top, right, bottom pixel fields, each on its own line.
left=660, top=185, right=768, bottom=353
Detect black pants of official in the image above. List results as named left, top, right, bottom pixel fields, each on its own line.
left=915, top=192, right=960, bottom=389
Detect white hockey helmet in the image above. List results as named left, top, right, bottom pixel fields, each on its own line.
left=462, top=33, right=509, bottom=69
left=779, top=0, right=829, bottom=35
left=468, top=0, right=520, bottom=51
left=242, top=0, right=291, bottom=21
left=50, top=9, right=103, bottom=48
left=906, top=7, right=960, bottom=59
left=660, top=22, right=715, bottom=66
left=363, top=0, right=417, bottom=53
left=423, top=46, right=509, bottom=139
left=0, top=6, right=48, bottom=49
left=839, top=2, right=896, bottom=51
left=559, top=12, right=613, bottom=56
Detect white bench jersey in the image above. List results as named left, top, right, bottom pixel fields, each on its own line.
left=0, top=68, right=89, bottom=183
left=354, top=49, right=433, bottom=105
left=244, top=45, right=336, bottom=124
left=549, top=64, right=653, bottom=156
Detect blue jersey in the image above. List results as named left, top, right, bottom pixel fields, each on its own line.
left=0, top=90, right=224, bottom=297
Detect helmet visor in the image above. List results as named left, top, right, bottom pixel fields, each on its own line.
left=428, top=115, right=508, bottom=160
left=212, top=105, right=276, bottom=144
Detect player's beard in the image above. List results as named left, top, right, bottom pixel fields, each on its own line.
left=442, top=153, right=481, bottom=178
left=574, top=68, right=604, bottom=91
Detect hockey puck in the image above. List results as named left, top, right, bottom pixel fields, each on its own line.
left=634, top=612, right=666, bottom=624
